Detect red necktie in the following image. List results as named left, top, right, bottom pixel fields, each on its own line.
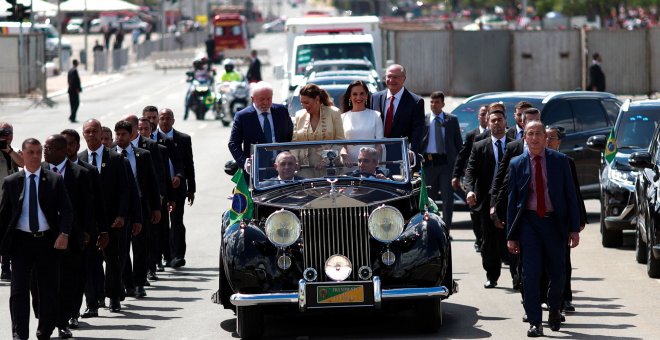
left=535, top=156, right=546, bottom=217
left=384, top=96, right=394, bottom=137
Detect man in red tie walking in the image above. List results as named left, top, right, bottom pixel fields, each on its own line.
left=505, top=121, right=580, bottom=337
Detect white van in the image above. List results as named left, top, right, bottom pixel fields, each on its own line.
left=0, top=22, right=73, bottom=60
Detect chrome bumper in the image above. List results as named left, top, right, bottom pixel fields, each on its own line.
left=230, top=276, right=454, bottom=310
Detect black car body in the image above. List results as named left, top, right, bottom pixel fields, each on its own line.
left=587, top=99, right=660, bottom=248
left=452, top=91, right=622, bottom=199
left=213, top=139, right=457, bottom=338
left=627, top=102, right=660, bottom=278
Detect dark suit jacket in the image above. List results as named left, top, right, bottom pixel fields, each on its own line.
left=228, top=104, right=293, bottom=167
left=153, top=130, right=184, bottom=180
left=370, top=88, right=425, bottom=153
left=453, top=127, right=483, bottom=179
left=246, top=57, right=262, bottom=82
left=506, top=149, right=580, bottom=241
left=156, top=143, right=173, bottom=202
left=42, top=160, right=94, bottom=250
left=136, top=135, right=166, bottom=198
left=68, top=67, right=81, bottom=94
left=171, top=129, right=196, bottom=194
left=421, top=112, right=462, bottom=168
left=505, top=126, right=522, bottom=140
left=75, top=159, right=105, bottom=238
left=588, top=63, right=606, bottom=92
left=114, top=146, right=160, bottom=216
left=0, top=169, right=74, bottom=254
left=464, top=135, right=512, bottom=212
left=78, top=147, right=130, bottom=232
left=492, top=139, right=525, bottom=221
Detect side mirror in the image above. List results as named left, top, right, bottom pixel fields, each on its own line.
left=629, top=151, right=654, bottom=170
left=224, top=160, right=239, bottom=176
left=273, top=65, right=285, bottom=80
left=586, top=135, right=607, bottom=152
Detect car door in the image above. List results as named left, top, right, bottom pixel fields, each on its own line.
left=570, top=99, right=612, bottom=192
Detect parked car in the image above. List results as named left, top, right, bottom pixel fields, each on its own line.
left=451, top=91, right=622, bottom=199
left=118, top=16, right=148, bottom=33
left=213, top=139, right=458, bottom=338
left=88, top=18, right=102, bottom=33
left=66, top=17, right=85, bottom=34
left=587, top=99, right=660, bottom=248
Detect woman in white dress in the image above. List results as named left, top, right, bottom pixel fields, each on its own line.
left=340, top=80, right=384, bottom=166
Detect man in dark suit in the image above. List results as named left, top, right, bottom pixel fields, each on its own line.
left=262, top=152, right=305, bottom=186
left=506, top=121, right=580, bottom=337
left=421, top=91, right=462, bottom=231
left=0, top=138, right=73, bottom=340
left=67, top=59, right=82, bottom=123
left=229, top=81, right=293, bottom=169
left=60, top=129, right=107, bottom=322
left=42, top=134, right=94, bottom=339
left=246, top=49, right=262, bottom=83
left=79, top=119, right=130, bottom=313
left=505, top=101, right=532, bottom=141
left=588, top=53, right=606, bottom=92
left=114, top=120, right=161, bottom=299
left=345, top=147, right=387, bottom=179
left=158, top=108, right=195, bottom=268
left=370, top=64, right=425, bottom=155
left=452, top=104, right=488, bottom=251
left=464, top=108, right=512, bottom=289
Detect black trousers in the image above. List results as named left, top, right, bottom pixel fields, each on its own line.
left=424, top=159, right=455, bottom=230
left=154, top=202, right=171, bottom=265
left=480, top=208, right=505, bottom=282
left=471, top=210, right=483, bottom=245
left=170, top=189, right=187, bottom=260
left=83, top=243, right=105, bottom=309
left=103, top=227, right=127, bottom=300
left=57, top=245, right=84, bottom=327
left=124, top=205, right=150, bottom=288
left=68, top=92, right=79, bottom=121
left=10, top=232, right=58, bottom=339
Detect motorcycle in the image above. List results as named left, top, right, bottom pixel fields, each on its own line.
left=215, top=80, right=250, bottom=127
left=185, top=71, right=216, bottom=120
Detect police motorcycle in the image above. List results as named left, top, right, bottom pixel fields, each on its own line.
left=215, top=59, right=251, bottom=127
left=185, top=59, right=216, bottom=120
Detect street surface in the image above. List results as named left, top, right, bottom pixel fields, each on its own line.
left=1, top=9, right=659, bottom=340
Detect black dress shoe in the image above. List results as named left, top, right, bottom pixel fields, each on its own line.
left=522, top=313, right=528, bottom=322
left=110, top=299, right=121, bottom=313
left=473, top=242, right=481, bottom=252
left=0, top=271, right=10, bottom=281
left=148, top=270, right=159, bottom=281
left=58, top=327, right=73, bottom=339
left=156, top=263, right=165, bottom=272
left=124, top=287, right=135, bottom=300
left=144, top=280, right=151, bottom=286
left=171, top=257, right=186, bottom=268
left=98, top=299, right=106, bottom=308
left=484, top=280, right=497, bottom=289
left=527, top=323, right=543, bottom=337
left=548, top=310, right=562, bottom=331
left=135, top=286, right=147, bottom=298
left=68, top=317, right=79, bottom=329
left=562, top=300, right=576, bottom=312
left=80, top=308, right=98, bottom=318
left=163, top=259, right=172, bottom=267
left=512, top=275, right=522, bottom=291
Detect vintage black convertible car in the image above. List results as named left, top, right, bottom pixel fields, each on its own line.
left=212, top=139, right=458, bottom=339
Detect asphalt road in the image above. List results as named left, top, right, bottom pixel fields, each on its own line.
left=1, top=16, right=660, bottom=340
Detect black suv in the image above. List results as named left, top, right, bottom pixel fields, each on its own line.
left=627, top=101, right=660, bottom=278
left=587, top=100, right=660, bottom=248
left=452, top=91, right=622, bottom=199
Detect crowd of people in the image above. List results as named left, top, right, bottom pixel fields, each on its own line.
left=0, top=107, right=196, bottom=340
left=229, top=63, right=585, bottom=337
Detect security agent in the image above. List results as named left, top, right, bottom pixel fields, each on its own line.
left=346, top=147, right=387, bottom=179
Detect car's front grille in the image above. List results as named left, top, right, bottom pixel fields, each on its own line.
left=300, top=207, right=371, bottom=281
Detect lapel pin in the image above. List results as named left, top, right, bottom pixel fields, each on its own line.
left=102, top=163, right=106, bottom=167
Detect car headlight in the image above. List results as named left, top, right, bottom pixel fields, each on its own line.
left=265, top=210, right=301, bottom=247
left=368, top=206, right=404, bottom=243
left=324, top=254, right=352, bottom=281
left=610, top=168, right=635, bottom=187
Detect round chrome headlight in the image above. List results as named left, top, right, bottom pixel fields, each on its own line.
left=265, top=210, right=301, bottom=247
left=324, top=254, right=352, bottom=282
left=368, top=206, right=404, bottom=243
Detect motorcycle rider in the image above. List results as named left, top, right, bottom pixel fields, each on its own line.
left=184, top=59, right=214, bottom=120
left=221, top=59, right=243, bottom=82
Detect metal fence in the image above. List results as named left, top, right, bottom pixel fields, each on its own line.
left=383, top=27, right=660, bottom=96
left=0, top=34, right=45, bottom=97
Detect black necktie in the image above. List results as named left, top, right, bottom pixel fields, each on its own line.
left=262, top=112, right=273, bottom=143
left=495, top=140, right=503, bottom=163
left=29, top=174, right=39, bottom=232
left=121, top=149, right=128, bottom=158
left=91, top=151, right=98, bottom=167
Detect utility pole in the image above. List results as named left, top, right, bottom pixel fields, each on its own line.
left=83, top=0, right=88, bottom=70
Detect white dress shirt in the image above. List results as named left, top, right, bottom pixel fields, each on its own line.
left=385, top=87, right=405, bottom=118
left=255, top=104, right=276, bottom=143
left=425, top=112, right=446, bottom=154
left=87, top=145, right=104, bottom=173
left=17, top=168, right=50, bottom=232
left=49, top=159, right=67, bottom=177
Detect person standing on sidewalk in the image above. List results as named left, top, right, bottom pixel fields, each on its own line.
left=67, top=60, right=82, bottom=123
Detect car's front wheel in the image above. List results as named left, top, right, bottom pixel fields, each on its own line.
left=647, top=226, right=660, bottom=278
left=636, top=224, right=648, bottom=264
left=236, top=306, right=264, bottom=339
left=414, top=298, right=441, bottom=333
left=600, top=203, right=623, bottom=247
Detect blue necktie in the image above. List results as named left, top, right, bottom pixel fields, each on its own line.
left=262, top=112, right=273, bottom=143
left=29, top=174, right=39, bottom=232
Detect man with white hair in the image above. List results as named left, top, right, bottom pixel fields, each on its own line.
left=228, top=81, right=293, bottom=170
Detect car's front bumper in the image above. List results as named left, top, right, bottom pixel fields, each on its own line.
left=229, top=276, right=457, bottom=311
left=604, top=181, right=636, bottom=231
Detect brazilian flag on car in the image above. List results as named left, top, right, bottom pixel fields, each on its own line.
left=418, top=168, right=439, bottom=214
left=229, top=169, right=253, bottom=225
left=605, top=128, right=617, bottom=164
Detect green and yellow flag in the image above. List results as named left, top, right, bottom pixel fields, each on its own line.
left=605, top=128, right=617, bottom=164
left=419, top=168, right=439, bottom=214
left=229, top=169, right=253, bottom=225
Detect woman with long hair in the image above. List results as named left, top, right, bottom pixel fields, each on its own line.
left=340, top=80, right=383, bottom=166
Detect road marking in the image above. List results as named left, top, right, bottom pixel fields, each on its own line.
left=198, top=123, right=208, bottom=129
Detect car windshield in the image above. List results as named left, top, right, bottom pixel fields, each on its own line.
left=252, top=139, right=411, bottom=189
left=615, top=109, right=660, bottom=149
left=295, top=43, right=376, bottom=75
left=451, top=97, right=544, bottom=138
left=288, top=86, right=345, bottom=115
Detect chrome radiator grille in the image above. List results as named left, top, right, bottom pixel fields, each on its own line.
left=300, top=207, right=371, bottom=281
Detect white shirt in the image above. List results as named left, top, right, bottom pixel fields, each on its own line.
left=425, top=112, right=445, bottom=154
left=131, top=135, right=140, bottom=148
left=515, top=125, right=524, bottom=139
left=385, top=87, right=405, bottom=118
left=117, top=145, right=137, bottom=178
left=479, top=126, right=487, bottom=134
left=158, top=128, right=176, bottom=178
left=17, top=168, right=50, bottom=233
left=254, top=104, right=275, bottom=143
left=87, top=145, right=104, bottom=173
left=49, top=159, right=67, bottom=178
left=341, top=109, right=384, bottom=162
